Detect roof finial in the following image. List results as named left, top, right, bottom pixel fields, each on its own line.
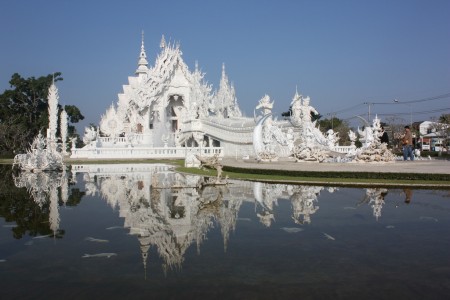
left=136, top=30, right=148, bottom=74
left=222, top=63, right=226, bottom=76
left=160, top=34, right=166, bottom=49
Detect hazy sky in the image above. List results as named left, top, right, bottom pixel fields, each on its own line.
left=1, top=0, right=449, bottom=131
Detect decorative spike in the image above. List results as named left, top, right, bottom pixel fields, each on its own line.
left=160, top=34, right=166, bottom=49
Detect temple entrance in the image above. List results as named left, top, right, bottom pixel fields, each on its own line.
left=136, top=123, right=143, bottom=133
left=166, top=94, right=185, bottom=133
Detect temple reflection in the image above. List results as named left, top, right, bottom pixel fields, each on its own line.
left=12, top=164, right=393, bottom=275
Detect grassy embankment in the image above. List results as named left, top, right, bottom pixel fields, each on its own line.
left=2, top=157, right=450, bottom=188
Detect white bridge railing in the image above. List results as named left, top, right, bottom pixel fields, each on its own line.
left=71, top=146, right=223, bottom=159
left=333, top=145, right=356, bottom=153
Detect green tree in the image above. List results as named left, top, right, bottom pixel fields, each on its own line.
left=317, top=117, right=351, bottom=145
left=0, top=73, right=84, bottom=156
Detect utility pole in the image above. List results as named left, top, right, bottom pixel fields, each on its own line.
left=363, top=102, right=373, bottom=124
left=394, top=99, right=412, bottom=127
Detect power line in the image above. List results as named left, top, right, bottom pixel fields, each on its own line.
left=323, top=92, right=450, bottom=117
left=377, top=107, right=450, bottom=117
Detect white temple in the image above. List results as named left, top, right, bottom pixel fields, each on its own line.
left=72, top=34, right=251, bottom=159
left=72, top=34, right=394, bottom=163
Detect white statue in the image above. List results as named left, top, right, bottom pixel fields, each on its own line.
left=348, top=129, right=357, bottom=145
left=83, top=126, right=98, bottom=146
left=13, top=82, right=65, bottom=172
left=326, top=129, right=339, bottom=149
left=300, top=96, right=318, bottom=124
left=256, top=94, right=274, bottom=116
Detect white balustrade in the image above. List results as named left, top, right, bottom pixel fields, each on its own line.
left=71, top=146, right=223, bottom=159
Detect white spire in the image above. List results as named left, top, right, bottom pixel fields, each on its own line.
left=136, top=30, right=149, bottom=74
left=160, top=34, right=166, bottom=49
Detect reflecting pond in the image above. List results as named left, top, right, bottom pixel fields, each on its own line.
left=1, top=164, right=450, bottom=299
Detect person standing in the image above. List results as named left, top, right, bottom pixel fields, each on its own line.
left=402, top=126, right=414, bottom=161
left=380, top=126, right=389, bottom=145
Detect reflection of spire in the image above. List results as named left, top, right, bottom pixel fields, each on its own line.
left=61, top=169, right=69, bottom=204
left=138, top=237, right=151, bottom=280
left=49, top=186, right=60, bottom=235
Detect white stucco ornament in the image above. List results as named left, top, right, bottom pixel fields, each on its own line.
left=100, top=104, right=124, bottom=137
left=13, top=82, right=65, bottom=172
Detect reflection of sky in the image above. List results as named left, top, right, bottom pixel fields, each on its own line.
left=2, top=166, right=450, bottom=298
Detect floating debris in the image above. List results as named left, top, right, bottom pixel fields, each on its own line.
left=419, top=216, right=438, bottom=222
left=33, top=234, right=52, bottom=239
left=281, top=227, right=304, bottom=233
left=385, top=225, right=395, bottom=229
left=323, top=232, right=335, bottom=240
left=106, top=226, right=123, bottom=230
left=82, top=253, right=117, bottom=258
left=343, top=207, right=356, bottom=210
left=237, top=218, right=252, bottom=222
left=85, top=237, right=109, bottom=243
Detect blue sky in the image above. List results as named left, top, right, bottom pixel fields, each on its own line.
left=1, top=0, right=449, bottom=132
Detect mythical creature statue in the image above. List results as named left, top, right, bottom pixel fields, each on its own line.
left=13, top=132, right=64, bottom=172
left=326, top=129, right=339, bottom=149
left=195, top=154, right=227, bottom=184
left=255, top=94, right=274, bottom=116
left=83, top=126, right=98, bottom=145
left=348, top=129, right=357, bottom=145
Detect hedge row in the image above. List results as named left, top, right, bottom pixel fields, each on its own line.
left=222, top=165, right=450, bottom=182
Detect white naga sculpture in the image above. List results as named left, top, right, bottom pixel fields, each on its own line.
left=253, top=96, right=289, bottom=162
left=13, top=81, right=65, bottom=172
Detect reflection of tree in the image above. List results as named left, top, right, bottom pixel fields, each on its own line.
left=1, top=165, right=84, bottom=240
left=0, top=165, right=64, bottom=239
left=66, top=188, right=85, bottom=206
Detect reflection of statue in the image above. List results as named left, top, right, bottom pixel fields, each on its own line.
left=361, top=188, right=388, bottom=220
left=13, top=170, right=69, bottom=235
left=195, top=154, right=227, bottom=184
left=289, top=185, right=322, bottom=224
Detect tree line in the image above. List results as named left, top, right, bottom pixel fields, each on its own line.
left=0, top=72, right=84, bottom=157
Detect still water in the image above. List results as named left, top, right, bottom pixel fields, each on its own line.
left=0, top=164, right=449, bottom=299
